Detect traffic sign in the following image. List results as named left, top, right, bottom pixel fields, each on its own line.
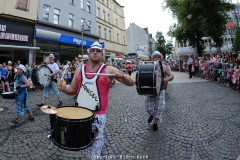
left=99, top=42, right=105, bottom=48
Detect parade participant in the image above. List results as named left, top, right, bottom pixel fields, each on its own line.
left=77, top=55, right=83, bottom=68
left=9, top=64, right=34, bottom=126
left=57, top=41, right=135, bottom=160
left=37, top=54, right=63, bottom=107
left=0, top=64, right=11, bottom=92
left=145, top=51, right=174, bottom=131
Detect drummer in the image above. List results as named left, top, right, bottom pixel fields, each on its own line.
left=37, top=54, right=63, bottom=107
left=57, top=41, right=135, bottom=160
left=9, top=64, right=34, bottom=126
left=145, top=51, right=174, bottom=131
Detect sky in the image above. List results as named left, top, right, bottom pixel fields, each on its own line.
left=118, top=0, right=177, bottom=42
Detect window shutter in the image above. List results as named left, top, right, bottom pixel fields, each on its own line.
left=16, top=0, right=29, bottom=11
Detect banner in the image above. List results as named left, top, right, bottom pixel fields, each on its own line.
left=136, top=45, right=147, bottom=54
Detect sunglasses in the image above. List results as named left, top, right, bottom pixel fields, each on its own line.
left=89, top=49, right=102, bottom=53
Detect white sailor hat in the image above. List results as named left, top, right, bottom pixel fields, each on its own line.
left=16, top=64, right=26, bottom=72
left=87, top=41, right=105, bottom=54
left=151, top=51, right=163, bottom=58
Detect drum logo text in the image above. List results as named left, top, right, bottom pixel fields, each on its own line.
left=82, top=83, right=98, bottom=101
left=60, top=127, right=67, bottom=145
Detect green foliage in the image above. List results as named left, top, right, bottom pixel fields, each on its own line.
left=163, top=0, right=235, bottom=56
left=155, top=31, right=173, bottom=58
left=233, top=26, right=240, bottom=52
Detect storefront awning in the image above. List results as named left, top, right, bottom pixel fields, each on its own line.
left=0, top=44, right=40, bottom=50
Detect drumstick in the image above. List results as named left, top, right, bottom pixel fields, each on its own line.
left=85, top=73, right=127, bottom=76
left=58, top=62, right=71, bottom=88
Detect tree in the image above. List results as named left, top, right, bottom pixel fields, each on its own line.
left=155, top=31, right=173, bottom=58
left=164, top=0, right=235, bottom=56
left=233, top=26, right=240, bottom=52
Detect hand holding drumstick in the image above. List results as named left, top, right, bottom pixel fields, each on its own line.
left=57, top=62, right=70, bottom=90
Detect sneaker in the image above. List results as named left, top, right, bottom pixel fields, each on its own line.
left=153, top=123, right=158, bottom=131
left=159, top=118, right=163, bottom=123
left=37, top=103, right=44, bottom=107
left=57, top=101, right=63, bottom=107
left=28, top=115, right=34, bottom=121
left=9, top=118, right=18, bottom=126
left=148, top=114, right=154, bottom=123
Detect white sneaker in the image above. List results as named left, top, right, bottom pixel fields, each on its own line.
left=160, top=118, right=163, bottom=123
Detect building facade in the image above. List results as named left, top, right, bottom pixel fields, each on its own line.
left=96, top=0, right=127, bottom=61
left=0, top=0, right=39, bottom=64
left=126, top=23, right=150, bottom=60
left=35, top=0, right=99, bottom=63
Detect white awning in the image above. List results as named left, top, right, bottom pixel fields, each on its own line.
left=0, top=44, right=40, bottom=50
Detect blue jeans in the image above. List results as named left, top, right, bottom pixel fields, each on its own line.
left=43, top=81, right=60, bottom=98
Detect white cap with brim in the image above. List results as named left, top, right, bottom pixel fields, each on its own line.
left=151, top=51, right=163, bottom=58
left=49, top=54, right=55, bottom=58
left=82, top=55, right=89, bottom=60
left=87, top=41, right=105, bottom=54
left=16, top=64, right=26, bottom=72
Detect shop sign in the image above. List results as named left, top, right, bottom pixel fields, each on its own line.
left=116, top=53, right=122, bottom=57
left=0, top=24, right=28, bottom=42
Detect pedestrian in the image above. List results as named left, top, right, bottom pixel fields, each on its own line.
left=145, top=51, right=174, bottom=131
left=57, top=41, right=135, bottom=160
left=37, top=54, right=63, bottom=107
left=9, top=64, right=34, bottom=126
left=187, top=55, right=193, bottom=79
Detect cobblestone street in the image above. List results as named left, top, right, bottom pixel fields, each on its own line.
left=0, top=72, right=240, bottom=160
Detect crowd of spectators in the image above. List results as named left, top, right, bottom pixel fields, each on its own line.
left=170, top=52, right=240, bottom=91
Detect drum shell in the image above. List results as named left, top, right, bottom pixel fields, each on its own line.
left=50, top=106, right=95, bottom=151
left=1, top=92, right=16, bottom=99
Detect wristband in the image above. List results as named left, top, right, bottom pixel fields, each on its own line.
left=167, top=78, right=171, bottom=82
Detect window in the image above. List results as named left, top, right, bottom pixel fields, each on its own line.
left=102, top=0, right=104, bottom=4
left=106, top=0, right=109, bottom=7
left=116, top=19, right=118, bottom=27
left=42, top=5, right=50, bottom=21
left=108, top=14, right=110, bottom=22
left=80, top=0, right=84, bottom=9
left=122, top=22, right=125, bottom=29
left=104, top=28, right=107, bottom=39
left=114, top=5, right=116, bottom=12
left=98, top=26, right=101, bottom=37
left=87, top=2, right=91, bottom=12
left=16, top=0, right=29, bottom=11
left=123, top=36, right=125, bottom=44
left=103, top=11, right=105, bottom=20
left=54, top=9, right=60, bottom=25
left=69, top=0, right=74, bottom=5
left=87, top=21, right=91, bottom=32
left=117, top=33, right=119, bottom=43
left=97, top=7, right=100, bottom=17
left=81, top=18, right=85, bottom=31
left=109, top=30, right=111, bottom=40
left=69, top=14, right=74, bottom=28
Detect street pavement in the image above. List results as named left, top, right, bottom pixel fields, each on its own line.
left=0, top=71, right=240, bottom=160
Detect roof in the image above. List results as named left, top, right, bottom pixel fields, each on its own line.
left=113, top=0, right=124, bottom=7
left=226, top=22, right=235, bottom=30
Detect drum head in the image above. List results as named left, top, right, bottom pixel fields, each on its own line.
left=37, top=65, right=52, bottom=86
left=56, top=107, right=93, bottom=119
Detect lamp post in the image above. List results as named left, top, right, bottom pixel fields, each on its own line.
left=81, top=22, right=90, bottom=56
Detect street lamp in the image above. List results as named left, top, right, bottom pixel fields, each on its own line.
left=81, top=22, right=90, bottom=56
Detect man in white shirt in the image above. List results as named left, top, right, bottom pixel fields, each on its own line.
left=37, top=54, right=62, bottom=107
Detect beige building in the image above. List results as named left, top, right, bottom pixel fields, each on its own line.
left=0, top=0, right=38, bottom=23
left=0, top=0, right=39, bottom=64
left=96, top=0, right=127, bottom=60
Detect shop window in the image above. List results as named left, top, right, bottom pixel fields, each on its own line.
left=109, top=30, right=111, bottom=40
left=16, top=0, right=29, bottom=11
left=104, top=28, right=107, bottom=39
left=54, top=9, right=60, bottom=25
left=117, top=33, right=119, bottom=43
left=80, top=0, right=84, bottom=9
left=87, top=2, right=91, bottom=13
left=98, top=26, right=101, bottom=37
left=87, top=21, right=91, bottom=33
left=69, top=14, right=74, bottom=28
left=43, top=5, right=50, bottom=21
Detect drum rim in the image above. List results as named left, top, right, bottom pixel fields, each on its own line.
left=54, top=106, right=94, bottom=121
left=2, top=92, right=15, bottom=94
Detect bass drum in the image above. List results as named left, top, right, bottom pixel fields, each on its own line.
left=135, top=61, right=164, bottom=96
left=50, top=106, right=98, bottom=151
left=32, top=67, right=41, bottom=87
